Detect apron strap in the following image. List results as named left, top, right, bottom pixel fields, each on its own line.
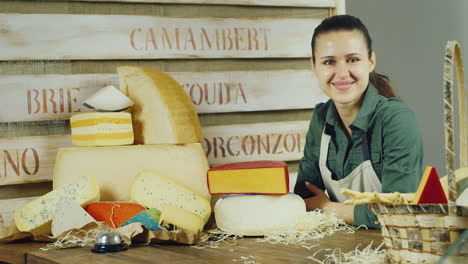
left=361, top=133, right=370, bottom=161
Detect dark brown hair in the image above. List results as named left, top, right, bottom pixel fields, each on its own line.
left=311, top=15, right=397, bottom=98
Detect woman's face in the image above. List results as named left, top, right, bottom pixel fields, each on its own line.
left=312, top=30, right=376, bottom=109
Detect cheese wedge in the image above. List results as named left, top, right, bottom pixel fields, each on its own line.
left=51, top=199, right=95, bottom=237
left=83, top=85, right=134, bottom=112
left=160, top=205, right=204, bottom=233
left=130, top=170, right=211, bottom=223
left=440, top=167, right=468, bottom=200
left=414, top=166, right=448, bottom=204
left=117, top=66, right=202, bottom=144
left=214, top=194, right=306, bottom=236
left=53, top=143, right=210, bottom=201
left=70, top=112, right=134, bottom=147
left=208, top=161, right=289, bottom=194
left=14, top=174, right=99, bottom=234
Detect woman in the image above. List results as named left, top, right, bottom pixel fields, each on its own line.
left=294, top=15, right=423, bottom=228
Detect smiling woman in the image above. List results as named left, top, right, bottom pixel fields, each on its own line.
left=294, top=15, right=424, bottom=228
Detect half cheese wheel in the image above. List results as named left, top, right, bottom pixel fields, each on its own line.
left=214, top=193, right=306, bottom=236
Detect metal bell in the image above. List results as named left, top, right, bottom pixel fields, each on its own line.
left=91, top=231, right=129, bottom=253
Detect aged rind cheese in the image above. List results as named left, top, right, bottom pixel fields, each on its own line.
left=214, top=194, right=306, bottom=236
left=130, top=170, right=211, bottom=223
left=117, top=66, right=202, bottom=144
left=159, top=205, right=204, bottom=233
left=83, top=85, right=134, bottom=112
left=414, top=166, right=448, bottom=204
left=53, top=143, right=210, bottom=201
left=85, top=202, right=145, bottom=228
left=14, top=174, right=99, bottom=235
left=208, top=161, right=289, bottom=195
left=51, top=199, right=95, bottom=237
left=121, top=208, right=162, bottom=231
left=70, top=112, right=134, bottom=147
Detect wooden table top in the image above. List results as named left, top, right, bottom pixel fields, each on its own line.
left=0, top=229, right=382, bottom=264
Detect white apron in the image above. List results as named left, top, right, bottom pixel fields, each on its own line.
left=319, top=128, right=382, bottom=202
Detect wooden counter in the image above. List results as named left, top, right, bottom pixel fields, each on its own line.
left=0, top=229, right=382, bottom=264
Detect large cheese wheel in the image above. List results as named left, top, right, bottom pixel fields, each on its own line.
left=53, top=143, right=210, bottom=201
left=117, top=66, right=202, bottom=144
left=214, top=194, right=306, bottom=236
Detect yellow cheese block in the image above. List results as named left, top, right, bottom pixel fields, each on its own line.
left=70, top=112, right=134, bottom=147
left=14, top=174, right=99, bottom=235
left=53, top=143, right=210, bottom=201
left=208, top=161, right=289, bottom=194
left=130, top=170, right=211, bottom=223
left=160, top=205, right=204, bottom=233
left=117, top=66, right=202, bottom=144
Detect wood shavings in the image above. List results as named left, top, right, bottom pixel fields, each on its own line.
left=192, top=228, right=243, bottom=249
left=306, top=241, right=389, bottom=264
left=256, top=210, right=355, bottom=246
left=341, top=188, right=415, bottom=205
left=232, top=255, right=260, bottom=264
left=40, top=222, right=109, bottom=250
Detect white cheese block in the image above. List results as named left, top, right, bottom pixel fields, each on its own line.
left=14, top=174, right=99, bottom=235
left=51, top=199, right=95, bottom=237
left=130, top=170, right=211, bottom=223
left=214, top=193, right=306, bottom=236
left=53, top=143, right=210, bottom=201
left=457, top=188, right=468, bottom=207
left=83, top=85, right=134, bottom=112
left=117, top=66, right=202, bottom=144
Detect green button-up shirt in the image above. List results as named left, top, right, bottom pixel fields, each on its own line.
left=294, top=83, right=424, bottom=228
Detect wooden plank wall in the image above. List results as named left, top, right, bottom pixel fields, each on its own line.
left=0, top=0, right=344, bottom=201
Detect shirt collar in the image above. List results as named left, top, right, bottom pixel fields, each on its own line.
left=325, top=83, right=381, bottom=132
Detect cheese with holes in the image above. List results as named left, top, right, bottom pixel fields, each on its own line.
left=70, top=112, right=134, bottom=147
left=130, top=170, right=211, bottom=223
left=53, top=143, right=210, bottom=201
left=214, top=194, right=306, bottom=236
left=160, top=205, right=204, bottom=233
left=121, top=208, right=162, bottom=231
left=14, top=174, right=99, bottom=234
left=117, top=66, right=202, bottom=144
left=51, top=199, right=95, bottom=237
left=208, top=161, right=289, bottom=194
left=414, top=166, right=448, bottom=204
left=85, top=202, right=145, bottom=228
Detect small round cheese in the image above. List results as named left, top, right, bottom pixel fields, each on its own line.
left=214, top=193, right=306, bottom=236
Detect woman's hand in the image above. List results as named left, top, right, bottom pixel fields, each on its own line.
left=303, top=182, right=355, bottom=225
left=303, top=182, right=331, bottom=211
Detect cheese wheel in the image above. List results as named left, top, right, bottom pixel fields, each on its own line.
left=159, top=205, right=204, bottom=233
left=117, top=66, right=202, bottom=144
left=214, top=194, right=306, bottom=236
left=70, top=112, right=134, bottom=147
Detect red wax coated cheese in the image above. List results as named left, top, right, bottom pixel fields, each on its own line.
left=414, top=167, right=448, bottom=204
left=85, top=202, right=145, bottom=228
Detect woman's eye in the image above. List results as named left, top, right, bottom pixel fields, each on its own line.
left=323, top=60, right=334, bottom=65
left=347, top=58, right=359, bottom=63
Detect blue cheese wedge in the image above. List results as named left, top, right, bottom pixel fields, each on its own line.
left=51, top=199, right=95, bottom=237
left=130, top=170, right=211, bottom=223
left=14, top=174, right=100, bottom=235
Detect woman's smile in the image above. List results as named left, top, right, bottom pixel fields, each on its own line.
left=332, top=80, right=355, bottom=91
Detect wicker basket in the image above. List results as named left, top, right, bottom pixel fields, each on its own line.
left=370, top=41, right=468, bottom=264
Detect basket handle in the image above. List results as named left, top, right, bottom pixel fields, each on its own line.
left=443, top=41, right=467, bottom=216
